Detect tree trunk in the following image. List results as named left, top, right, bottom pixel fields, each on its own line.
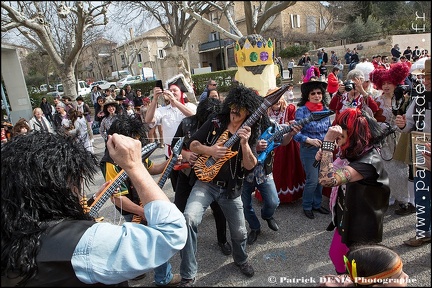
left=59, top=66, right=78, bottom=101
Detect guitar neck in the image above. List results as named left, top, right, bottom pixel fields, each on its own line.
left=157, top=137, right=184, bottom=188
left=269, top=114, right=315, bottom=142
left=88, top=142, right=158, bottom=218
left=157, top=155, right=178, bottom=188
left=89, top=171, right=128, bottom=217
left=224, top=98, right=275, bottom=148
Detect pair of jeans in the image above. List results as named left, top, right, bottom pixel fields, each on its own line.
left=174, top=171, right=228, bottom=244
left=154, top=262, right=174, bottom=286
left=241, top=174, right=280, bottom=230
left=299, top=144, right=323, bottom=210
left=414, top=170, right=431, bottom=238
left=180, top=180, right=248, bottom=279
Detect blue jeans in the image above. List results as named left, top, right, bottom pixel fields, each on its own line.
left=414, top=170, right=431, bottom=238
left=299, top=144, right=323, bottom=210
left=241, top=174, right=280, bottom=230
left=154, top=262, right=173, bottom=286
left=180, top=180, right=248, bottom=279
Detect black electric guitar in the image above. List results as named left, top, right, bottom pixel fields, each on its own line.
left=156, top=137, right=184, bottom=188
left=194, top=84, right=290, bottom=182
left=131, top=137, right=184, bottom=223
left=257, top=110, right=335, bottom=164
left=88, top=142, right=158, bottom=218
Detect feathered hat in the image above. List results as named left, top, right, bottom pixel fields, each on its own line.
left=354, top=62, right=375, bottom=82
left=370, top=62, right=410, bottom=90
left=165, top=73, right=194, bottom=105
left=165, top=73, right=194, bottom=93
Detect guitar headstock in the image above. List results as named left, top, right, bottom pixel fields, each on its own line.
left=263, top=84, right=290, bottom=106
left=310, top=110, right=335, bottom=121
left=171, top=137, right=184, bottom=156
left=141, top=142, right=158, bottom=161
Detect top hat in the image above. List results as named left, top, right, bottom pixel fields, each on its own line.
left=300, top=79, right=328, bottom=95
left=165, top=74, right=194, bottom=93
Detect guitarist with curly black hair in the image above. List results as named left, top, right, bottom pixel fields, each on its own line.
left=177, top=84, right=288, bottom=286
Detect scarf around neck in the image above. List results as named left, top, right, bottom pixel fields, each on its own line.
left=305, top=101, right=323, bottom=112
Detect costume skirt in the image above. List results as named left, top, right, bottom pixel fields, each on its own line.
left=255, top=140, right=305, bottom=203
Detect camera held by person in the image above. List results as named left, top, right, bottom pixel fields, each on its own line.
left=343, top=80, right=355, bottom=92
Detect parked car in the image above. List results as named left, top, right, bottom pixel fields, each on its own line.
left=116, top=75, right=142, bottom=89
left=40, top=84, right=54, bottom=92
left=53, top=80, right=91, bottom=98
left=90, top=80, right=117, bottom=90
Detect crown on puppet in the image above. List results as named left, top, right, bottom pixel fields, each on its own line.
left=165, top=73, right=194, bottom=93
left=235, top=34, right=274, bottom=67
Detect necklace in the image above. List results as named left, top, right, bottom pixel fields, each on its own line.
left=391, top=95, right=403, bottom=112
left=229, top=144, right=240, bottom=179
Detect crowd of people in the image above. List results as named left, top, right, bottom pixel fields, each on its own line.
left=1, top=48, right=430, bottom=287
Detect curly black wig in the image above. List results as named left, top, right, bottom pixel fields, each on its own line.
left=1, top=132, right=98, bottom=284
left=196, top=97, right=222, bottom=125
left=108, top=113, right=149, bottom=145
left=217, top=84, right=264, bottom=145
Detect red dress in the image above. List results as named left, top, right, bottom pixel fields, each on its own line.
left=255, top=104, right=306, bottom=203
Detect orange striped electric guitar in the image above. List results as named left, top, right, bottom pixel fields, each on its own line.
left=194, top=85, right=290, bottom=182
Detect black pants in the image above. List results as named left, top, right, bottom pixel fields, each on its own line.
left=288, top=68, right=293, bottom=79
left=174, top=170, right=228, bottom=244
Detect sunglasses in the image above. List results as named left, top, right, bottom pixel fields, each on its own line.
left=309, top=92, right=322, bottom=96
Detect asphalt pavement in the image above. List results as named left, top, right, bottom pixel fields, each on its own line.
left=87, top=131, right=431, bottom=287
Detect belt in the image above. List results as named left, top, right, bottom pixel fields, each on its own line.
left=211, top=180, right=227, bottom=188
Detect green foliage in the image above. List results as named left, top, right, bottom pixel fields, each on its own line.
left=338, top=16, right=384, bottom=43
left=25, top=75, right=46, bottom=88
left=129, top=80, right=160, bottom=97
left=191, top=70, right=238, bottom=96
left=279, top=45, right=309, bottom=59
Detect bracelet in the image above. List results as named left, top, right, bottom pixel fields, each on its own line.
left=321, top=141, right=335, bottom=152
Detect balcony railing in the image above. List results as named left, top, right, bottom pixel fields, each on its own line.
left=199, top=38, right=235, bottom=53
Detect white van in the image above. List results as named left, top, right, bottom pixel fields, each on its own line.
left=110, top=70, right=130, bottom=80
left=55, top=80, right=91, bottom=98
left=40, top=84, right=54, bottom=92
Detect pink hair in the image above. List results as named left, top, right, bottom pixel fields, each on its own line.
left=370, top=62, right=410, bottom=90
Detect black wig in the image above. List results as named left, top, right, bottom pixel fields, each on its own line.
left=1, top=132, right=98, bottom=284
left=218, top=84, right=264, bottom=145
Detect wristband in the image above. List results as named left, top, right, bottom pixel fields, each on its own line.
left=321, top=141, right=335, bottom=152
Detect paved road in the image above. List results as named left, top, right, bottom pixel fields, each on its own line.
left=87, top=119, right=430, bottom=287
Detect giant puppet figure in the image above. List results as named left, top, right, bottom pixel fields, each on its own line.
left=234, top=34, right=279, bottom=96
